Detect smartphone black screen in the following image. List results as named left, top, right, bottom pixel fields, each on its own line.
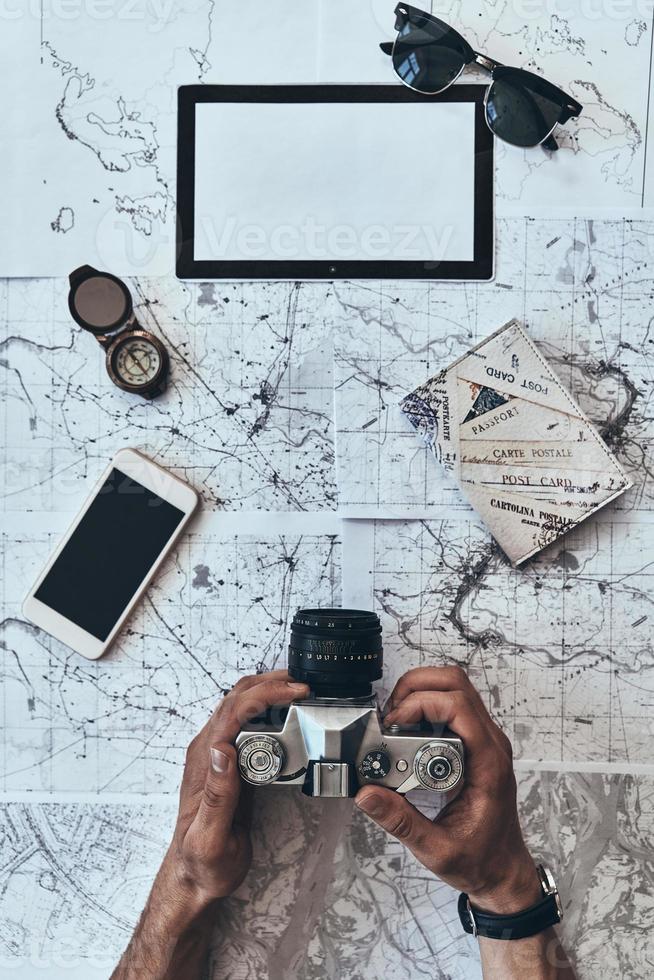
left=35, top=468, right=185, bottom=641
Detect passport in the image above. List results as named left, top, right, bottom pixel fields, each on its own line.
left=399, top=320, right=633, bottom=566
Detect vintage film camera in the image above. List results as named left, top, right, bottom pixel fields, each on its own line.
left=236, top=609, right=464, bottom=799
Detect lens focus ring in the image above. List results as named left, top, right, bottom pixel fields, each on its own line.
left=288, top=608, right=383, bottom=698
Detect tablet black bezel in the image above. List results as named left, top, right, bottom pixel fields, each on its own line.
left=176, top=84, right=493, bottom=280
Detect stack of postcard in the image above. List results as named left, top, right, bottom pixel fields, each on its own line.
left=400, top=319, right=632, bottom=566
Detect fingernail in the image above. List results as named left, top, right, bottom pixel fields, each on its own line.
left=210, top=747, right=229, bottom=774
left=356, top=793, right=383, bottom=817
left=287, top=682, right=307, bottom=693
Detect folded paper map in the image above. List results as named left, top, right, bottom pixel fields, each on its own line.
left=399, top=320, right=632, bottom=566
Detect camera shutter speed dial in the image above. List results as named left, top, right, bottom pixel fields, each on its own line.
left=237, top=735, right=284, bottom=785
left=359, top=749, right=391, bottom=780
left=414, top=742, right=463, bottom=792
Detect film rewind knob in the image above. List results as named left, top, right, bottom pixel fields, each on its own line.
left=237, top=735, right=284, bottom=785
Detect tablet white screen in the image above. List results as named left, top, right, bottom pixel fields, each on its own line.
left=193, top=100, right=477, bottom=265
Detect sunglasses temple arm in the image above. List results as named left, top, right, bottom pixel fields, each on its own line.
left=379, top=41, right=393, bottom=56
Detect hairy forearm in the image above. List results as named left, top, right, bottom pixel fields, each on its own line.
left=471, top=856, right=576, bottom=980
left=479, top=930, right=576, bottom=979
left=111, top=853, right=216, bottom=980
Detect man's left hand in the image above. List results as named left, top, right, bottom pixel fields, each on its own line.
left=166, top=670, right=309, bottom=909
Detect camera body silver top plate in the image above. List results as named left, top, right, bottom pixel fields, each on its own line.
left=236, top=696, right=464, bottom=797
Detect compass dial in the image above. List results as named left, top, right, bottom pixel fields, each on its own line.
left=113, top=337, right=162, bottom=385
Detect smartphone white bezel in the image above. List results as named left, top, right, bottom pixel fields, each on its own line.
left=22, top=448, right=199, bottom=660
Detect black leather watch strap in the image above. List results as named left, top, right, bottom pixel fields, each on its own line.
left=458, top=890, right=562, bottom=940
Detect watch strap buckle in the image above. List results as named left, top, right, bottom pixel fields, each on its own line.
left=537, top=864, right=563, bottom=921
left=465, top=898, right=478, bottom=938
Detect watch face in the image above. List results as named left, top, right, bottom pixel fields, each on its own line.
left=110, top=334, right=164, bottom=390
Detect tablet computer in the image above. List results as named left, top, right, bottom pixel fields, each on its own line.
left=177, top=84, right=493, bottom=280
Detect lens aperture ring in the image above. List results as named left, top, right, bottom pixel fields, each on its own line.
left=289, top=608, right=383, bottom=696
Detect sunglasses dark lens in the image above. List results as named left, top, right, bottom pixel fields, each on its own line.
left=486, top=73, right=563, bottom=147
left=392, top=19, right=468, bottom=94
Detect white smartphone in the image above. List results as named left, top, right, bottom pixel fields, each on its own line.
left=23, top=448, right=199, bottom=660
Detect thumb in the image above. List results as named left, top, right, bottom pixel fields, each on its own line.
left=355, top=786, right=441, bottom=866
left=193, top=743, right=241, bottom=846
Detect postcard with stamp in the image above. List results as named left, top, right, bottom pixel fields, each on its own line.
left=400, top=320, right=632, bottom=565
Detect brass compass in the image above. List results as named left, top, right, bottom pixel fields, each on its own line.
left=68, top=265, right=169, bottom=399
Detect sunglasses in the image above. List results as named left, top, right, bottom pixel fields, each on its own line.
left=380, top=4, right=582, bottom=150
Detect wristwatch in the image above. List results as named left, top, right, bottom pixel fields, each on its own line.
left=458, top=865, right=563, bottom=941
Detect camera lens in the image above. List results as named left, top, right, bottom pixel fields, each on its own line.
left=289, top=608, right=383, bottom=697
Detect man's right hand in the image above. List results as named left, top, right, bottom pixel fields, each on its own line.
left=355, top=666, right=542, bottom=914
